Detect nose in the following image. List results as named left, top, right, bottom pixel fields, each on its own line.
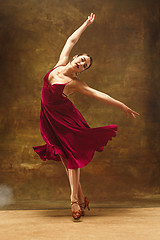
left=80, top=62, right=85, bottom=67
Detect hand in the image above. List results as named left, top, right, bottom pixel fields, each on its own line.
left=121, top=104, right=140, bottom=119
left=85, top=13, right=95, bottom=26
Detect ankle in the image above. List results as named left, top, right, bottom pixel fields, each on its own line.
left=78, top=195, right=85, bottom=204
left=71, top=194, right=78, bottom=203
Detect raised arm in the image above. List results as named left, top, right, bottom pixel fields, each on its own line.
left=56, top=13, right=95, bottom=66
left=75, top=81, right=140, bottom=119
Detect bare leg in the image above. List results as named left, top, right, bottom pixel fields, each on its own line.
left=68, top=168, right=81, bottom=212
left=77, top=168, right=85, bottom=204
left=60, top=156, right=85, bottom=211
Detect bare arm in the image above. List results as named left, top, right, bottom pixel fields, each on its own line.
left=75, top=80, right=140, bottom=119
left=56, top=13, right=95, bottom=66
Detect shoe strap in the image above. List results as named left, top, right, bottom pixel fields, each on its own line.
left=71, top=200, right=79, bottom=206
left=79, top=197, right=87, bottom=207
left=79, top=201, right=85, bottom=207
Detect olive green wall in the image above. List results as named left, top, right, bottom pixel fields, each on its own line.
left=0, top=0, right=160, bottom=208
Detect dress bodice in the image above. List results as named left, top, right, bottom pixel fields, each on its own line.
left=41, top=68, right=70, bottom=106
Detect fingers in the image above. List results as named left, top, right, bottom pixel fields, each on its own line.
left=89, top=13, right=94, bottom=18
left=125, top=111, right=136, bottom=119
left=129, top=110, right=140, bottom=119
left=122, top=103, right=140, bottom=119
left=124, top=108, right=139, bottom=119
left=128, top=108, right=140, bottom=116
left=88, top=13, right=95, bottom=22
left=130, top=112, right=136, bottom=119
left=131, top=110, right=140, bottom=116
left=130, top=110, right=140, bottom=118
left=91, top=13, right=95, bottom=20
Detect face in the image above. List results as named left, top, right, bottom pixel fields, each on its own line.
left=71, top=55, right=91, bottom=73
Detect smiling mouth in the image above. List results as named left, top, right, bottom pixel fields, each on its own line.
left=76, top=63, right=79, bottom=69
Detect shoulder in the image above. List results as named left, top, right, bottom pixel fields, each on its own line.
left=48, top=65, right=65, bottom=80
left=55, top=60, right=67, bottom=68
left=53, top=64, right=66, bottom=71
left=70, top=79, right=91, bottom=94
left=71, top=78, right=88, bottom=88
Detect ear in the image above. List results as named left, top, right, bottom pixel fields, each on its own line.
left=73, top=55, right=78, bottom=60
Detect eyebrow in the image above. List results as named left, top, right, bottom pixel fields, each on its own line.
left=83, top=57, right=88, bottom=67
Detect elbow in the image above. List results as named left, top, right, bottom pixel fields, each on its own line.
left=67, top=37, right=77, bottom=45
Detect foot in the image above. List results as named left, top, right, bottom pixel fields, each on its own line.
left=79, top=201, right=85, bottom=216
left=79, top=197, right=90, bottom=216
left=71, top=201, right=82, bottom=220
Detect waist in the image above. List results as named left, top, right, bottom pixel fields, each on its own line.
left=41, top=97, right=72, bottom=107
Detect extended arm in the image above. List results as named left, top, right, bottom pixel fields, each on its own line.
left=75, top=81, right=140, bottom=119
left=56, top=13, right=95, bottom=66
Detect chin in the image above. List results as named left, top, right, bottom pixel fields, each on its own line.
left=70, top=63, right=75, bottom=69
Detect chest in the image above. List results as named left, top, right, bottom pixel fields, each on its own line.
left=49, top=76, right=75, bottom=97
left=49, top=72, right=70, bottom=84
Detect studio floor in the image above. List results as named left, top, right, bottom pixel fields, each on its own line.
left=0, top=206, right=160, bottom=240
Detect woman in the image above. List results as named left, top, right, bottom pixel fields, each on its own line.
left=33, top=13, right=139, bottom=220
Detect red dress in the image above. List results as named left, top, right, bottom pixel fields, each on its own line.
left=33, top=66, right=118, bottom=169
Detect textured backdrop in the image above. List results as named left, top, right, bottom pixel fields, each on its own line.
left=0, top=0, right=160, bottom=208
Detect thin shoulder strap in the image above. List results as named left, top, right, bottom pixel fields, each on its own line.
left=47, top=65, right=63, bottom=78
left=53, top=65, right=63, bottom=70
left=49, top=65, right=63, bottom=73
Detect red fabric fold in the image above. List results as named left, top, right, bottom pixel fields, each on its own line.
left=33, top=67, right=118, bottom=169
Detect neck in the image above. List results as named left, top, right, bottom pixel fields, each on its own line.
left=63, top=62, right=76, bottom=78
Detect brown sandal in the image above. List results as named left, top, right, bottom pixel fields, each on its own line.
left=79, top=197, right=90, bottom=216
left=71, top=201, right=82, bottom=220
